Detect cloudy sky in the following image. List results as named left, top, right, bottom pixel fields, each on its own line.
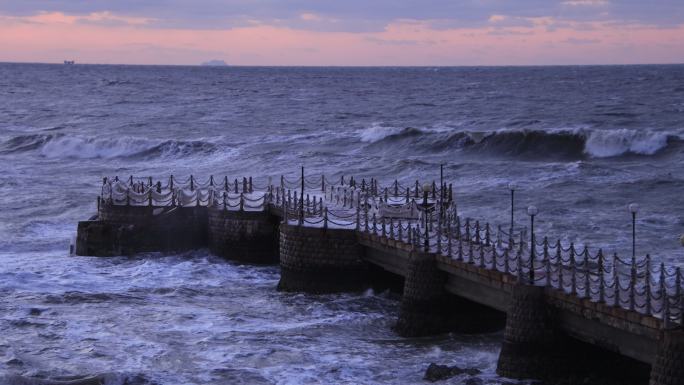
left=1, top=0, right=683, bottom=65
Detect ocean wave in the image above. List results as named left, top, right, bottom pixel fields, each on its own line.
left=359, top=124, right=680, bottom=159
left=1, top=134, right=218, bottom=159
left=359, top=124, right=424, bottom=143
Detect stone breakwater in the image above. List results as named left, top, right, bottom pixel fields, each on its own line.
left=75, top=174, right=684, bottom=385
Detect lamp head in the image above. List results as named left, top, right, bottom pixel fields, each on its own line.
left=508, top=182, right=518, bottom=191
left=423, top=183, right=433, bottom=193
left=628, top=203, right=640, bottom=214
left=527, top=205, right=538, bottom=216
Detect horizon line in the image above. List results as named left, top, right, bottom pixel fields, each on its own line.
left=2, top=60, right=684, bottom=68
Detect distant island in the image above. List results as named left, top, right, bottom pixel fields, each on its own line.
left=201, top=60, right=228, bottom=66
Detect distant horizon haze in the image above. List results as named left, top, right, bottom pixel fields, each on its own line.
left=0, top=1, right=683, bottom=66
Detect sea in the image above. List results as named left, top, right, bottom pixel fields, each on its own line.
left=1, top=63, right=683, bottom=384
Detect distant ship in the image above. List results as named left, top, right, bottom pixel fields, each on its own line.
left=64, top=60, right=75, bottom=65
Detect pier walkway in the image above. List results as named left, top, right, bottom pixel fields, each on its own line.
left=77, top=173, right=684, bottom=385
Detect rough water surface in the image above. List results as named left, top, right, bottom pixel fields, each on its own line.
left=1, top=63, right=684, bottom=384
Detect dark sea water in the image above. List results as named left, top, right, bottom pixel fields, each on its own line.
left=1, top=63, right=684, bottom=384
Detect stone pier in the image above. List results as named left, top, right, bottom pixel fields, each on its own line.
left=76, top=205, right=207, bottom=256
left=208, top=206, right=279, bottom=264
left=395, top=251, right=451, bottom=337
left=496, top=283, right=562, bottom=380
left=277, top=224, right=368, bottom=293
left=650, top=329, right=684, bottom=385
left=75, top=174, right=684, bottom=385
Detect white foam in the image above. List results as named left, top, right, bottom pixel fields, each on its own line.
left=359, top=124, right=407, bottom=143
left=40, top=136, right=159, bottom=159
left=584, top=129, right=670, bottom=158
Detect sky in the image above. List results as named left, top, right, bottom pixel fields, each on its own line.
left=0, top=0, right=683, bottom=66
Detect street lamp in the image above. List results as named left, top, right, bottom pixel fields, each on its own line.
left=527, top=205, right=538, bottom=285
left=508, top=182, right=518, bottom=242
left=629, top=203, right=639, bottom=258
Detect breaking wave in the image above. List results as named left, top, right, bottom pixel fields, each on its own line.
left=1, top=134, right=218, bottom=159
left=358, top=125, right=680, bottom=159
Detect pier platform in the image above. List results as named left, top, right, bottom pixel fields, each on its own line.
left=76, top=173, right=684, bottom=385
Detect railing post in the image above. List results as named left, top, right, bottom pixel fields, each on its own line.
left=242, top=177, right=247, bottom=193
left=381, top=217, right=387, bottom=238
left=598, top=249, right=605, bottom=303
left=485, top=223, right=491, bottom=247
left=570, top=243, right=577, bottom=295
left=660, top=263, right=670, bottom=322
left=372, top=213, right=377, bottom=235
left=249, top=176, right=253, bottom=193
left=676, top=267, right=683, bottom=326
left=323, top=207, right=328, bottom=229
left=364, top=198, right=369, bottom=232
left=555, top=240, right=562, bottom=291
left=584, top=246, right=590, bottom=298
left=148, top=189, right=152, bottom=207
left=504, top=247, right=510, bottom=274
left=398, top=219, right=403, bottom=242
left=234, top=178, right=238, bottom=194
left=660, top=262, right=667, bottom=324
left=223, top=192, right=227, bottom=211
left=543, top=237, right=550, bottom=287
left=209, top=175, right=214, bottom=187
left=447, top=221, right=452, bottom=258
left=190, top=175, right=194, bottom=191
left=629, top=256, right=637, bottom=311
left=645, top=255, right=652, bottom=315
left=479, top=239, right=485, bottom=268
left=613, top=254, right=620, bottom=307
left=437, top=223, right=442, bottom=255
left=239, top=193, right=244, bottom=212
left=389, top=218, right=395, bottom=240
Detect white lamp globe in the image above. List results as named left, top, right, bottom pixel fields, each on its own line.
left=527, top=205, right=538, bottom=216
left=508, top=182, right=518, bottom=191
left=628, top=203, right=640, bottom=214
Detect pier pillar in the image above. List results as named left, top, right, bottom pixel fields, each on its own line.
left=496, top=283, right=561, bottom=380
left=208, top=207, right=279, bottom=264
left=278, top=224, right=368, bottom=293
left=395, top=251, right=451, bottom=337
left=649, top=329, right=684, bottom=385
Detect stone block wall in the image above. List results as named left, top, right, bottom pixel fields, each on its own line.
left=394, top=252, right=452, bottom=337
left=497, top=283, right=566, bottom=380
left=278, top=224, right=368, bottom=293
left=207, top=207, right=279, bottom=264
left=76, top=204, right=208, bottom=256
left=650, top=329, right=684, bottom=385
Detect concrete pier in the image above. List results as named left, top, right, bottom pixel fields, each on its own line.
left=75, top=174, right=684, bottom=385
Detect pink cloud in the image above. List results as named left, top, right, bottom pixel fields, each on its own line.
left=0, top=12, right=682, bottom=65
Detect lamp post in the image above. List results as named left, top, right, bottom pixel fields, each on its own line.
left=527, top=205, right=538, bottom=285
left=421, top=183, right=433, bottom=252
left=508, top=182, right=517, bottom=242
left=629, top=203, right=639, bottom=258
